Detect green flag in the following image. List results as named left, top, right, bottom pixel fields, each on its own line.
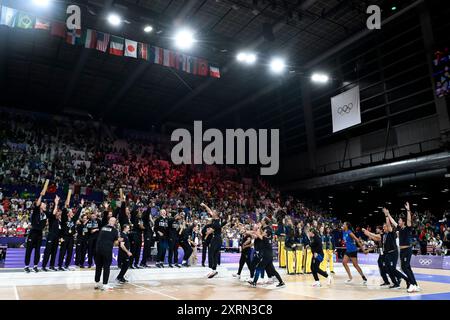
left=14, top=11, right=35, bottom=29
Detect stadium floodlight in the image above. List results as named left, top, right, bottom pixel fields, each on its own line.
left=144, top=25, right=153, bottom=33
left=311, top=73, right=329, bottom=84
left=269, top=58, right=286, bottom=73
left=174, top=29, right=195, bottom=49
left=236, top=52, right=257, bottom=64
left=33, top=0, right=51, bottom=6
left=107, top=13, right=122, bottom=26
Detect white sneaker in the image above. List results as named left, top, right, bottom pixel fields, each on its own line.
left=327, top=275, right=333, bottom=285
left=232, top=274, right=241, bottom=279
left=414, top=285, right=421, bottom=292
left=345, top=279, right=354, bottom=284
left=361, top=280, right=367, bottom=286
left=407, top=285, right=415, bottom=293
left=101, top=284, right=113, bottom=291
left=94, top=282, right=102, bottom=290
left=312, top=281, right=321, bottom=287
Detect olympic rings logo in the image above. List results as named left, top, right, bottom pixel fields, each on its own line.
left=418, top=259, right=432, bottom=265
left=337, top=103, right=353, bottom=115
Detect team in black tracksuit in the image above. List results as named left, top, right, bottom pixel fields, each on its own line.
left=75, top=215, right=89, bottom=267
left=168, top=215, right=182, bottom=267
left=154, top=210, right=169, bottom=267
left=58, top=204, right=82, bottom=270
left=42, top=197, right=62, bottom=271
left=24, top=191, right=48, bottom=273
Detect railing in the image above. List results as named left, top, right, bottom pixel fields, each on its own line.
left=316, top=137, right=447, bottom=175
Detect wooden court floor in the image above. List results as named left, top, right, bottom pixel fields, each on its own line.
left=0, top=264, right=449, bottom=300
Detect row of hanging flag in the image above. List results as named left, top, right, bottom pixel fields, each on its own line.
left=0, top=5, right=221, bottom=78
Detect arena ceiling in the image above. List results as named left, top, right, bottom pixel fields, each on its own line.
left=0, top=0, right=417, bottom=133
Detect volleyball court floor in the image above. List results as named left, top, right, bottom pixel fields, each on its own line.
left=0, top=263, right=449, bottom=300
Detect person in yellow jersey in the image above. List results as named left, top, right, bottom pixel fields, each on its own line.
left=320, top=226, right=335, bottom=274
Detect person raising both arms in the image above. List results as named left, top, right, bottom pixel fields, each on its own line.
left=341, top=222, right=369, bottom=285
left=385, top=204, right=420, bottom=292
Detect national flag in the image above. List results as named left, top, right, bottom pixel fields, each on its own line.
left=14, top=11, right=35, bottom=29
left=66, top=28, right=82, bottom=45
left=34, top=18, right=50, bottom=30
left=96, top=31, right=110, bottom=52
left=109, top=35, right=124, bottom=56
left=163, top=49, right=171, bottom=67
left=124, top=39, right=137, bottom=58
left=50, top=21, right=66, bottom=38
left=83, top=29, right=97, bottom=49
left=153, top=46, right=164, bottom=65
left=137, top=42, right=149, bottom=60
left=0, top=6, right=17, bottom=27
left=210, top=66, right=220, bottom=78
left=187, top=56, right=197, bottom=75
left=197, top=59, right=209, bottom=76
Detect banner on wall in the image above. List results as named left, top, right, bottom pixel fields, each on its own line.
left=331, top=85, right=361, bottom=133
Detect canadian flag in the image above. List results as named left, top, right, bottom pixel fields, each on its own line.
left=125, top=39, right=138, bottom=58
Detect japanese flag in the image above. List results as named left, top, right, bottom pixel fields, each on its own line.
left=125, top=39, right=137, bottom=58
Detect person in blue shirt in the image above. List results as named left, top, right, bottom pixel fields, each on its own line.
left=342, top=222, right=368, bottom=284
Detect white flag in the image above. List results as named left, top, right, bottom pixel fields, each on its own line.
left=124, top=39, right=137, bottom=58
left=331, top=85, right=361, bottom=133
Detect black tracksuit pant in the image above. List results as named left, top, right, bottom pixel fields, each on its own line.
left=42, top=234, right=59, bottom=268
left=237, top=249, right=252, bottom=275
left=400, top=247, right=417, bottom=286
left=208, top=237, right=221, bottom=271
left=95, top=250, right=112, bottom=285
left=377, top=254, right=390, bottom=284
left=202, top=241, right=209, bottom=265
left=140, top=230, right=153, bottom=266
left=59, top=236, right=74, bottom=268
left=385, top=250, right=410, bottom=286
left=157, top=239, right=169, bottom=263
left=180, top=241, right=193, bottom=262
left=311, top=256, right=328, bottom=281
left=117, top=253, right=129, bottom=280
left=131, top=232, right=142, bottom=266
left=87, top=236, right=97, bottom=266
left=75, top=237, right=88, bottom=266
left=25, top=230, right=43, bottom=266
left=168, top=238, right=179, bottom=265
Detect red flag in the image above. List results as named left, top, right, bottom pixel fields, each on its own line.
left=197, top=59, right=209, bottom=76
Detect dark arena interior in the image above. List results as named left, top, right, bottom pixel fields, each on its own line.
left=0, top=0, right=450, bottom=309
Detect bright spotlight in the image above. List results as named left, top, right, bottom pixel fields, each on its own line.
left=270, top=58, right=286, bottom=73
left=237, top=52, right=247, bottom=62
left=174, top=29, right=195, bottom=49
left=33, top=0, right=50, bottom=6
left=311, top=73, right=329, bottom=83
left=245, top=53, right=257, bottom=64
left=107, top=13, right=122, bottom=26
left=236, top=52, right=257, bottom=64
left=143, top=25, right=153, bottom=33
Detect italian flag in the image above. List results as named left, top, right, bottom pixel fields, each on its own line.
left=109, top=35, right=124, bottom=56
